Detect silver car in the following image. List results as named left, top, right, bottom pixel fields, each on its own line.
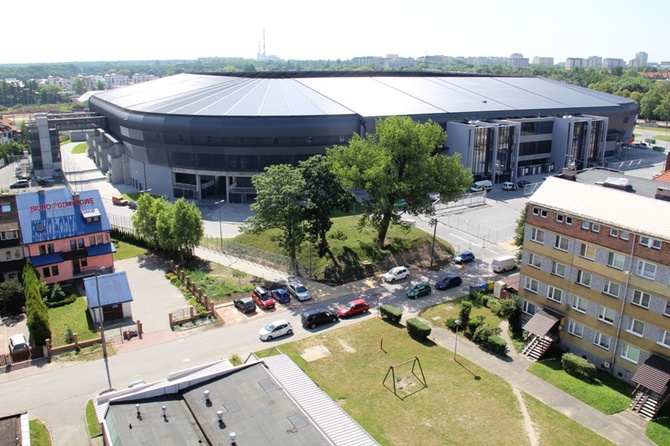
left=286, top=282, right=311, bottom=301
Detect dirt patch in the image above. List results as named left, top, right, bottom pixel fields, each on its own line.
left=512, top=386, right=539, bottom=446
left=396, top=375, right=417, bottom=392
left=338, top=339, right=356, bottom=353
left=300, top=345, right=331, bottom=362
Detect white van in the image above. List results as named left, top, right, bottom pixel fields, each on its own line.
left=492, top=255, right=516, bottom=273
left=469, top=180, right=493, bottom=192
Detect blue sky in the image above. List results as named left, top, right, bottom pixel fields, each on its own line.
left=7, top=0, right=668, bottom=64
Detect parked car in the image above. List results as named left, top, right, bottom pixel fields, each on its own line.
left=454, top=251, right=475, bottom=264
left=435, top=274, right=463, bottom=290
left=112, top=195, right=129, bottom=206
left=9, top=179, right=29, bottom=189
left=469, top=180, right=493, bottom=192
left=301, top=308, right=338, bottom=329
left=517, top=180, right=530, bottom=188
left=259, top=319, right=293, bottom=341
left=502, top=181, right=517, bottom=191
left=407, top=283, right=432, bottom=299
left=286, top=281, right=311, bottom=301
left=382, top=266, right=410, bottom=282
left=8, top=334, right=30, bottom=361
left=128, top=200, right=138, bottom=210
left=251, top=286, right=275, bottom=310
left=337, top=298, right=370, bottom=318
left=492, top=255, right=517, bottom=273
left=233, top=297, right=256, bottom=314
left=270, top=288, right=291, bottom=304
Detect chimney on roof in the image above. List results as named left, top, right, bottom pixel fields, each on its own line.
left=560, top=168, right=577, bottom=181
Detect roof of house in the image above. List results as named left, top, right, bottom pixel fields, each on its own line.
left=15, top=188, right=110, bottom=244
left=529, top=176, right=670, bottom=242
left=522, top=310, right=559, bottom=337
left=91, top=73, right=636, bottom=119
left=97, top=356, right=378, bottom=446
left=632, top=355, right=670, bottom=395
left=84, top=271, right=133, bottom=309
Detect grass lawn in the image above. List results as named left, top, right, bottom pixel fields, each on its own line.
left=112, top=238, right=148, bottom=261
left=71, top=143, right=87, bottom=154
left=85, top=400, right=103, bottom=438
left=648, top=404, right=670, bottom=446
left=48, top=297, right=97, bottom=347
left=527, top=356, right=633, bottom=415
left=29, top=419, right=51, bottom=446
left=227, top=216, right=453, bottom=283
left=259, top=318, right=613, bottom=446
left=420, top=295, right=504, bottom=330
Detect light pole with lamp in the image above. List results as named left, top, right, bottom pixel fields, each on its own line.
left=429, top=218, right=438, bottom=269
left=94, top=271, right=113, bottom=389
left=454, top=319, right=461, bottom=360
left=215, top=199, right=225, bottom=251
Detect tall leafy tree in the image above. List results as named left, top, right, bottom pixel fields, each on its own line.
left=171, top=198, right=204, bottom=258
left=328, top=116, right=472, bottom=247
left=299, top=155, right=355, bottom=257
left=241, top=164, right=307, bottom=267
left=22, top=262, right=51, bottom=346
left=132, top=194, right=168, bottom=249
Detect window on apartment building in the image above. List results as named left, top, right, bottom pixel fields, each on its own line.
left=81, top=258, right=88, bottom=268
left=556, top=214, right=564, bottom=223
left=659, top=331, right=670, bottom=348
left=632, top=290, right=651, bottom=309
left=14, top=249, right=20, bottom=259
left=606, top=252, right=625, bottom=270
left=528, top=253, right=542, bottom=269
left=640, top=236, right=662, bottom=250
left=609, top=228, right=618, bottom=237
left=554, top=236, right=569, bottom=252
left=626, top=318, right=645, bottom=337
left=579, top=243, right=595, bottom=260
left=565, top=216, right=573, bottom=225
left=594, top=332, right=611, bottom=350
left=42, top=267, right=51, bottom=278
left=524, top=277, right=539, bottom=293
left=531, top=228, right=545, bottom=244
left=567, top=320, right=584, bottom=338
left=97, top=235, right=103, bottom=244
left=603, top=281, right=621, bottom=298
left=540, top=210, right=548, bottom=218
left=664, top=301, right=670, bottom=317
left=1, top=204, right=10, bottom=212
left=572, top=296, right=588, bottom=313
left=4, top=251, right=10, bottom=261
left=47, top=243, right=54, bottom=254
left=89, top=236, right=96, bottom=245
left=636, top=260, right=656, bottom=280
left=591, top=223, right=600, bottom=233
left=581, top=221, right=590, bottom=230
left=78, top=238, right=85, bottom=249
left=522, top=300, right=536, bottom=315
left=598, top=306, right=615, bottom=324
left=551, top=261, right=566, bottom=277
left=620, top=231, right=629, bottom=240
left=70, top=240, right=77, bottom=250
left=621, top=343, right=640, bottom=364
left=577, top=270, right=592, bottom=287
left=0, top=231, right=18, bottom=240
left=39, top=245, right=46, bottom=255
left=532, top=207, right=539, bottom=216
left=547, top=286, right=563, bottom=303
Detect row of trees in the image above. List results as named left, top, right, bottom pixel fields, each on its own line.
left=242, top=116, right=473, bottom=264
left=132, top=196, right=204, bottom=259
left=23, top=262, right=51, bottom=347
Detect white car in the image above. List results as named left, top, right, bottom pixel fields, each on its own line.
left=382, top=266, right=410, bottom=282
left=502, top=181, right=517, bottom=191
left=286, top=282, right=311, bottom=301
left=259, top=319, right=293, bottom=341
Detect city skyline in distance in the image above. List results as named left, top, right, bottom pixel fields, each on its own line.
left=5, top=0, right=667, bottom=65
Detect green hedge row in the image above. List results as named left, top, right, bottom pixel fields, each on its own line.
left=406, top=318, right=431, bottom=340
left=380, top=304, right=402, bottom=323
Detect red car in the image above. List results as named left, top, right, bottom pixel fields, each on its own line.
left=251, top=287, right=275, bottom=310
left=337, top=299, right=370, bottom=318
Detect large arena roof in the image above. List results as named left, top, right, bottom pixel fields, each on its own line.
left=92, top=73, right=635, bottom=118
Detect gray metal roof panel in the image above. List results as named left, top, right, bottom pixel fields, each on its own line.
left=494, top=77, right=619, bottom=108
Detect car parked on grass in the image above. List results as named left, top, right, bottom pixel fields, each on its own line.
left=407, top=283, right=432, bottom=299
left=8, top=334, right=30, bottom=361
left=251, top=286, right=275, bottom=310
left=301, top=308, right=338, bottom=329
left=382, top=266, right=410, bottom=282
left=337, top=299, right=370, bottom=318
left=286, top=281, right=311, bottom=301
left=270, top=288, right=291, bottom=304
left=435, top=274, right=463, bottom=290
left=454, top=251, right=475, bottom=264
left=259, top=319, right=293, bottom=341
left=233, top=297, right=256, bottom=314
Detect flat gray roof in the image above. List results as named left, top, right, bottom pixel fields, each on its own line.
left=93, top=73, right=636, bottom=118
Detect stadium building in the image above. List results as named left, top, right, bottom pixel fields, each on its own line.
left=84, top=72, right=638, bottom=201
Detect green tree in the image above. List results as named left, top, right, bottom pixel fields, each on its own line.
left=653, top=91, right=670, bottom=131
left=72, top=77, right=86, bottom=95
left=171, top=198, right=204, bottom=258
left=514, top=208, right=526, bottom=248
left=95, top=80, right=106, bottom=91
left=132, top=194, right=169, bottom=249
left=328, top=116, right=472, bottom=247
left=241, top=164, right=307, bottom=269
left=22, top=262, right=51, bottom=346
left=299, top=155, right=355, bottom=257
left=0, top=279, right=25, bottom=315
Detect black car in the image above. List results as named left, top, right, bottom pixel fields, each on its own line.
left=435, top=274, right=463, bottom=290
left=233, top=297, right=256, bottom=314
left=517, top=180, right=530, bottom=188
left=301, top=308, right=338, bottom=329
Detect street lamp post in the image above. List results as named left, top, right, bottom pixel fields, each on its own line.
left=95, top=272, right=113, bottom=389
left=215, top=199, right=225, bottom=251
left=454, top=319, right=461, bottom=360
left=429, top=218, right=438, bottom=269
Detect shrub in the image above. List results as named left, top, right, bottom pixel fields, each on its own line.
left=486, top=335, right=508, bottom=356
left=64, top=326, right=74, bottom=344
left=379, top=304, right=403, bottom=323
left=471, top=323, right=501, bottom=345
left=459, top=300, right=472, bottom=326
left=490, top=296, right=520, bottom=320
left=406, top=318, right=431, bottom=340
left=45, top=294, right=77, bottom=308
left=467, top=315, right=486, bottom=334
left=561, top=352, right=597, bottom=381
left=445, top=317, right=463, bottom=331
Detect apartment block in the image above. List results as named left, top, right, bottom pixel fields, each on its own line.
left=519, top=175, right=670, bottom=418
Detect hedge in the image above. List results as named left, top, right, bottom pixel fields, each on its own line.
left=379, top=304, right=402, bottom=323
left=561, top=352, right=597, bottom=381
left=406, top=318, right=431, bottom=340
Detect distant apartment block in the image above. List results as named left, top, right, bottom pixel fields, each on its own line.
left=635, top=52, right=649, bottom=66
left=586, top=56, right=602, bottom=68
left=565, top=58, right=587, bottom=70
left=46, top=76, right=73, bottom=91
left=509, top=53, right=529, bottom=69
left=351, top=56, right=384, bottom=66
left=603, top=58, right=626, bottom=69
left=131, top=73, right=158, bottom=84
left=104, top=74, right=129, bottom=89
left=532, top=57, right=554, bottom=67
